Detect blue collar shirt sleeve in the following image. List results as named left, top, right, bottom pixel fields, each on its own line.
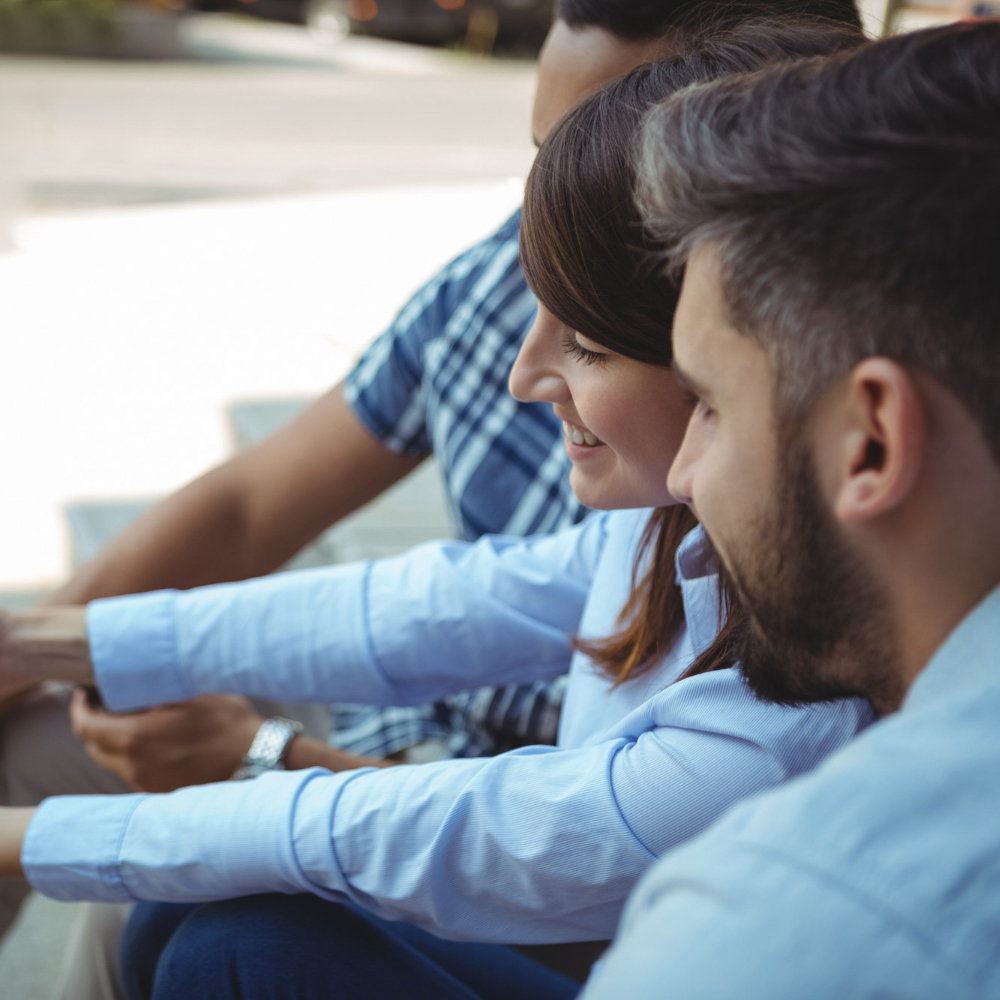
left=87, top=513, right=608, bottom=714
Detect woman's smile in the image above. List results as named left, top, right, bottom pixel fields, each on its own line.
left=561, top=418, right=606, bottom=454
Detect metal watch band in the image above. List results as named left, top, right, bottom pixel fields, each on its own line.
left=231, top=716, right=304, bottom=781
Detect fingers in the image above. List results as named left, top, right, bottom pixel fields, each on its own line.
left=69, top=686, right=115, bottom=742
left=70, top=687, right=144, bottom=787
left=70, top=687, right=150, bottom=757
left=79, top=738, right=139, bottom=788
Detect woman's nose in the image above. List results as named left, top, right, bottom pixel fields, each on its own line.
left=509, top=309, right=570, bottom=404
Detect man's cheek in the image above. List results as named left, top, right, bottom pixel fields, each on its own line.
left=692, top=467, right=728, bottom=533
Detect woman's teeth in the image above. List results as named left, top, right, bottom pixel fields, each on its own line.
left=562, top=421, right=604, bottom=447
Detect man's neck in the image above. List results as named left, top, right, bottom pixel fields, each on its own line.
left=873, top=395, right=1000, bottom=708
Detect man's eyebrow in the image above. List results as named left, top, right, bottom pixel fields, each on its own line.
left=671, top=360, right=709, bottom=397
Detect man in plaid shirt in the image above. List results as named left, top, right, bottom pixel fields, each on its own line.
left=0, top=0, right=865, bottom=871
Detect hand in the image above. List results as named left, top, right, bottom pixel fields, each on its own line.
left=0, top=808, right=34, bottom=877
left=0, top=607, right=91, bottom=702
left=70, top=690, right=265, bottom=793
left=0, top=609, right=39, bottom=702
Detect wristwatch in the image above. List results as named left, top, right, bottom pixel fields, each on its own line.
left=231, top=716, right=304, bottom=781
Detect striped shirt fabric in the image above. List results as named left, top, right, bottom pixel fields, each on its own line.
left=339, top=209, right=588, bottom=759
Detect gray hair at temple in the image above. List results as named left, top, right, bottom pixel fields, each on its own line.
left=637, top=23, right=1000, bottom=459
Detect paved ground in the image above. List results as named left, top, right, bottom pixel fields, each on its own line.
left=0, top=16, right=536, bottom=218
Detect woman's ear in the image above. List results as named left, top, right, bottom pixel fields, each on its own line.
left=833, top=358, right=927, bottom=523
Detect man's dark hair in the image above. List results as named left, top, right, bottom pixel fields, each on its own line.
left=640, top=22, right=1000, bottom=461
left=556, top=0, right=862, bottom=39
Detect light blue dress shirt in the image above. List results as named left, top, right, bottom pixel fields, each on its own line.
left=22, top=510, right=872, bottom=943
left=582, top=581, right=1000, bottom=998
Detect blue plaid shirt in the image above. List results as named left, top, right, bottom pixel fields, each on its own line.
left=339, top=209, right=588, bottom=758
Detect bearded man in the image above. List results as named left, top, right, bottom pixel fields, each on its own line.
left=584, top=22, right=1000, bottom=1000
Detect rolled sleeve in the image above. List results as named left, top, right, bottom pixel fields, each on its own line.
left=23, top=793, right=146, bottom=902
left=23, top=769, right=356, bottom=905
left=86, top=520, right=604, bottom=713
left=88, top=592, right=184, bottom=712
left=88, top=560, right=379, bottom=713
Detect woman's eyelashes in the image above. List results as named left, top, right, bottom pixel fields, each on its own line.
left=562, top=334, right=609, bottom=367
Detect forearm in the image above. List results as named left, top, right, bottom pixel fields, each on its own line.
left=284, top=735, right=395, bottom=772
left=49, top=471, right=252, bottom=605
left=1, top=607, right=92, bottom=689
left=0, top=808, right=34, bottom=878
left=50, top=384, right=423, bottom=606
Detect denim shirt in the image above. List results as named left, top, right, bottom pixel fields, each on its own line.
left=584, top=582, right=1000, bottom=998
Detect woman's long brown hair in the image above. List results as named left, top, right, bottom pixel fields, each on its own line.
left=520, top=18, right=864, bottom=685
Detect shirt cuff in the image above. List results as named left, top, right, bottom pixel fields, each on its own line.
left=88, top=591, right=185, bottom=712
left=23, top=793, right=147, bottom=902
left=22, top=770, right=356, bottom=904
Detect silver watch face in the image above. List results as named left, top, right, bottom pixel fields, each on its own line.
left=233, top=717, right=302, bottom=780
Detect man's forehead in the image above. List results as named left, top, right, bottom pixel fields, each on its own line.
left=532, top=21, right=683, bottom=144
left=672, top=246, right=770, bottom=393
left=671, top=248, right=727, bottom=374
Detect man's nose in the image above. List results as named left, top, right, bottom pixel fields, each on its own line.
left=667, top=435, right=695, bottom=507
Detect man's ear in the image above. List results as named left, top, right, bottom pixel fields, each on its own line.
left=833, top=358, right=927, bottom=523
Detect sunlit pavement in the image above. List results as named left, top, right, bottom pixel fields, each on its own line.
left=0, top=180, right=522, bottom=590
left=0, top=21, right=534, bottom=592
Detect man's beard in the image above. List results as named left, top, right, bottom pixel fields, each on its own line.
left=721, top=432, right=903, bottom=715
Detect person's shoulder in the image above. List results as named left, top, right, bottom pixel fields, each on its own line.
left=639, top=678, right=1000, bottom=990
left=487, top=206, right=522, bottom=244
left=596, top=822, right=972, bottom=1000
left=437, top=207, right=523, bottom=279
left=740, top=673, right=1000, bottom=853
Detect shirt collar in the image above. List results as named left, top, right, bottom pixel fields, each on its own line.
left=903, top=580, right=1000, bottom=713
left=676, top=524, right=723, bottom=659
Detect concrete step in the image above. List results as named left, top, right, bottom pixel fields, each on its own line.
left=65, top=397, right=456, bottom=573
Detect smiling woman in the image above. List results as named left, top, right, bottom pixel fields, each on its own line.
left=515, top=19, right=869, bottom=684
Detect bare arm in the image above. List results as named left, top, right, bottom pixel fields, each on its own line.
left=0, top=809, right=32, bottom=878
left=51, top=381, right=425, bottom=604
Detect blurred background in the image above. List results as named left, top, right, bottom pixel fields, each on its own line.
left=0, top=0, right=983, bottom=992
left=0, top=4, right=553, bottom=608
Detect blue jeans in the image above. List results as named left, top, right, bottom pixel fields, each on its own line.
left=121, top=894, right=583, bottom=1000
